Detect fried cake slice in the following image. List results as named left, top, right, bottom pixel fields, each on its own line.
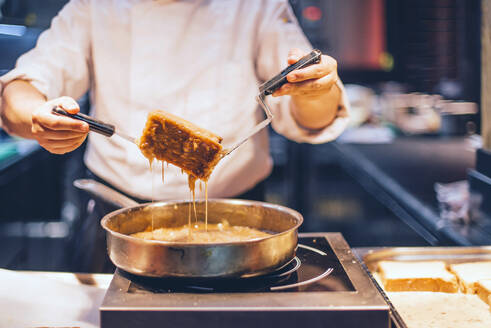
left=378, top=261, right=459, bottom=293
left=476, top=279, right=491, bottom=307
left=138, top=110, right=223, bottom=181
left=448, top=261, right=491, bottom=294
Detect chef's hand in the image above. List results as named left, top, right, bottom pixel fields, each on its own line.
left=31, top=97, right=89, bottom=154
left=272, top=48, right=340, bottom=130
left=272, top=48, right=338, bottom=99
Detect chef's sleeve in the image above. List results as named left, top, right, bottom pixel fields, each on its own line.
left=0, top=0, right=91, bottom=102
left=255, top=0, right=350, bottom=144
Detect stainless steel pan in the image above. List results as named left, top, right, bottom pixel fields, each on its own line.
left=75, top=179, right=303, bottom=278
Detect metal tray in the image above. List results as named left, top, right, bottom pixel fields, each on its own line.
left=353, top=246, right=491, bottom=328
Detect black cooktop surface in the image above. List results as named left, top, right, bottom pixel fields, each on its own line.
left=121, top=236, right=355, bottom=293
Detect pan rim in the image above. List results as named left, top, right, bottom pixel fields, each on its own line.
left=100, top=198, right=302, bottom=247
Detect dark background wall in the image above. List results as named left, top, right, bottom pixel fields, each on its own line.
left=290, top=0, right=481, bottom=104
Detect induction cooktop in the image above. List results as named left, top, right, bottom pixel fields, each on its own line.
left=100, top=233, right=389, bottom=328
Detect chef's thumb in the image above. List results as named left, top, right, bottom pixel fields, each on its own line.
left=59, top=96, right=80, bottom=114
left=287, top=48, right=305, bottom=65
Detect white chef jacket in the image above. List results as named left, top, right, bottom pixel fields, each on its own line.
left=0, top=0, right=350, bottom=200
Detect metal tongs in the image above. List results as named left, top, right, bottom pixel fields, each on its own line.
left=51, top=107, right=136, bottom=143
left=222, top=49, right=322, bottom=156
left=52, top=50, right=322, bottom=154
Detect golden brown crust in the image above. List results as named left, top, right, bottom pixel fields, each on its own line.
left=383, top=277, right=459, bottom=293
left=378, top=261, right=459, bottom=293
left=476, top=280, right=491, bottom=306
left=448, top=261, right=491, bottom=294
left=138, top=110, right=223, bottom=181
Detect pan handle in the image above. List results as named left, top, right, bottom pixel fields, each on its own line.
left=74, top=179, right=139, bottom=208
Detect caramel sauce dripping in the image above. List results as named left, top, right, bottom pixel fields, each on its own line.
left=188, top=175, right=198, bottom=226
left=205, top=181, right=208, bottom=231
left=136, top=139, right=272, bottom=243
left=161, top=160, right=165, bottom=184
left=188, top=191, right=192, bottom=238
left=149, top=159, right=155, bottom=239
left=138, top=110, right=225, bottom=239
left=145, top=158, right=214, bottom=238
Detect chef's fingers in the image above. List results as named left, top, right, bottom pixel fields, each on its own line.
left=32, top=107, right=89, bottom=133
left=32, top=122, right=87, bottom=154
left=274, top=72, right=338, bottom=97
left=287, top=55, right=337, bottom=83
left=31, top=126, right=88, bottom=140
left=38, top=135, right=87, bottom=155
left=287, top=48, right=306, bottom=65
left=45, top=135, right=86, bottom=148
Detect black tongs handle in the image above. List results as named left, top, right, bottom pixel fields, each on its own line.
left=259, top=49, right=322, bottom=96
left=52, top=106, right=115, bottom=137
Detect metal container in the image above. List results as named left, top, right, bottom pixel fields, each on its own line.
left=354, top=246, right=491, bottom=328
left=356, top=246, right=491, bottom=272
left=100, top=198, right=302, bottom=278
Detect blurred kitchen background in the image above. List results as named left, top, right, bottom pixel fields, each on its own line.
left=0, top=0, right=489, bottom=272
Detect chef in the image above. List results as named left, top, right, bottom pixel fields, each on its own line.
left=0, top=0, right=349, bottom=272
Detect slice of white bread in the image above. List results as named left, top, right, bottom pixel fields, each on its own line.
left=388, top=292, right=491, bottom=328
left=378, top=261, right=459, bottom=292
left=448, top=261, right=491, bottom=293
left=476, top=279, right=491, bottom=306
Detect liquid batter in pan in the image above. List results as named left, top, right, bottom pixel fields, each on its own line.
left=130, top=220, right=272, bottom=243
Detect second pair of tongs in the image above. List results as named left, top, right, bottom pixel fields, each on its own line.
left=222, top=49, right=322, bottom=155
